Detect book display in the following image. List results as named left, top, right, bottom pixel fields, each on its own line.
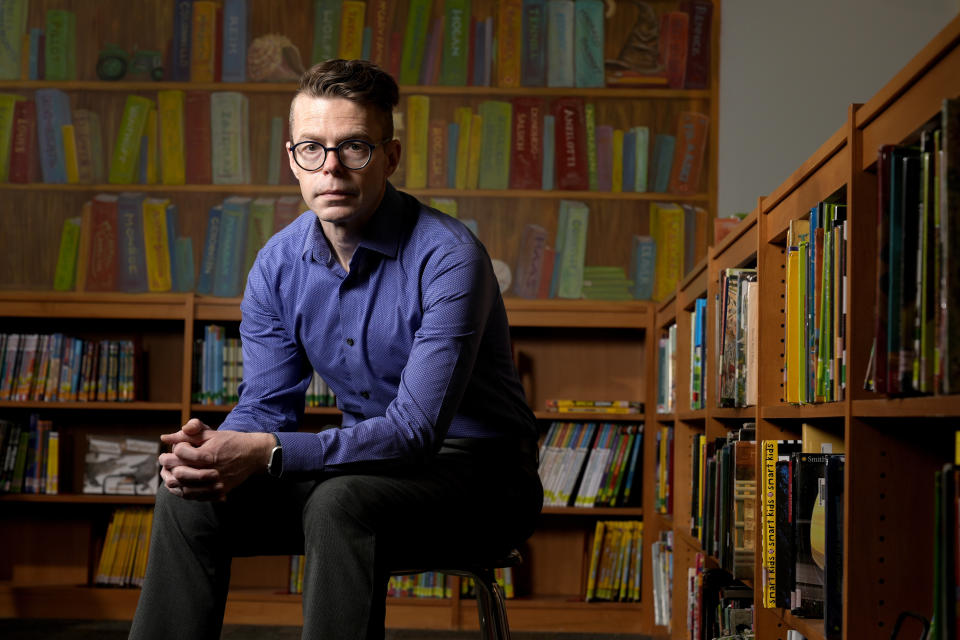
left=656, top=14, right=960, bottom=640
left=0, top=0, right=720, bottom=635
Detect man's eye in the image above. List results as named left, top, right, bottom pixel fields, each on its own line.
left=345, top=141, right=365, bottom=152
left=302, top=143, right=320, bottom=153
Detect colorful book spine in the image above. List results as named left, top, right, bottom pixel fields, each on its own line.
left=650, top=133, right=676, bottom=193
left=116, top=192, right=148, bottom=293
left=142, top=198, right=173, bottom=292
left=427, top=119, right=447, bottom=189
left=668, top=111, right=709, bottom=195
left=595, top=124, right=613, bottom=192
left=465, top=112, right=483, bottom=190
left=545, top=0, right=574, bottom=87
left=170, top=0, right=194, bottom=82
left=630, top=235, right=656, bottom=301
left=632, top=126, right=650, bottom=193
left=72, top=109, right=103, bottom=184
left=556, top=200, right=589, bottom=299
left=43, top=9, right=76, bottom=81
left=584, top=102, right=597, bottom=190
left=513, top=223, right=549, bottom=299
left=53, top=216, right=81, bottom=291
left=611, top=129, right=623, bottom=192
left=497, top=0, right=523, bottom=88
left=86, top=195, right=119, bottom=292
left=405, top=95, right=430, bottom=189
left=573, top=0, right=603, bottom=88
left=189, top=1, right=218, bottom=82
left=196, top=204, right=223, bottom=295
left=0, top=92, right=23, bottom=181
left=109, top=95, right=153, bottom=185
left=9, top=98, right=37, bottom=183
left=367, top=0, right=390, bottom=69
left=399, top=0, right=433, bottom=85
left=509, top=97, right=544, bottom=190
left=662, top=10, right=689, bottom=89
left=521, top=0, right=546, bottom=86
left=214, top=196, right=251, bottom=297
left=244, top=197, right=275, bottom=273
left=220, top=0, right=247, bottom=82
left=174, top=237, right=195, bottom=292
left=157, top=90, right=186, bottom=185
left=210, top=91, right=249, bottom=184
left=35, top=88, right=71, bottom=184
left=541, top=113, right=555, bottom=190
left=681, top=0, right=712, bottom=90
left=453, top=107, right=473, bottom=189
left=440, top=0, right=470, bottom=85
left=0, top=0, right=28, bottom=81
left=312, top=0, right=342, bottom=64
left=553, top=97, right=587, bottom=190
left=338, top=1, right=366, bottom=60
left=651, top=202, right=684, bottom=301
left=478, top=100, right=512, bottom=190
left=141, top=107, right=158, bottom=185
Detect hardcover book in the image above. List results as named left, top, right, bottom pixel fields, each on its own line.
left=214, top=196, right=251, bottom=297
left=440, top=0, right=470, bottom=85
left=0, top=92, right=22, bottom=182
left=220, top=0, right=248, bottom=82
left=210, top=91, right=250, bottom=184
left=398, top=0, right=433, bottom=85
left=555, top=200, right=589, bottom=299
left=185, top=91, right=212, bottom=184
left=496, top=0, right=523, bottom=88
left=513, top=223, right=549, bottom=299
left=109, top=95, right=153, bottom=185
left=43, top=9, right=75, bottom=81
left=405, top=94, right=429, bottom=189
left=72, top=109, right=104, bottom=184
left=509, top=97, right=544, bottom=190
left=157, top=90, right=186, bottom=185
left=170, top=0, right=194, bottom=81
left=53, top=217, right=81, bottom=291
left=86, top=194, right=119, bottom=292
left=0, top=0, right=28, bottom=80
left=8, top=98, right=37, bottom=183
left=338, top=1, right=365, bottom=60
left=427, top=119, right=447, bottom=188
left=477, top=100, right=512, bottom=190
left=196, top=204, right=223, bottom=295
left=312, top=0, right=342, bottom=64
left=142, top=198, right=173, bottom=292
left=573, top=0, right=604, bottom=88
left=546, top=0, right=574, bottom=87
left=116, top=192, right=148, bottom=293
left=189, top=1, right=217, bottom=82
left=520, top=0, right=546, bottom=86
left=35, top=88, right=71, bottom=184
left=667, top=111, right=709, bottom=195
left=367, top=0, right=391, bottom=70
left=680, top=0, right=712, bottom=89
left=552, top=97, right=588, bottom=190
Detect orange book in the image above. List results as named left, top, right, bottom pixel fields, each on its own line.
left=496, top=0, right=523, bottom=88
left=667, top=111, right=709, bottom=195
left=189, top=1, right=218, bottom=82
left=427, top=119, right=447, bottom=188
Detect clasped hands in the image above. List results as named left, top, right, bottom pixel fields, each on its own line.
left=159, top=418, right=275, bottom=501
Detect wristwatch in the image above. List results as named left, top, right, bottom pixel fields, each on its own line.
left=267, top=434, right=283, bottom=478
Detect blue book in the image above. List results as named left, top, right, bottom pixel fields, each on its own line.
left=630, top=235, right=656, bottom=300
left=35, top=88, right=71, bottom=184
left=221, top=0, right=248, bottom=82
left=196, top=205, right=223, bottom=295
left=170, top=0, right=194, bottom=81
left=521, top=0, right=546, bottom=86
left=446, top=122, right=459, bottom=188
left=622, top=129, right=636, bottom=192
left=546, top=0, right=574, bottom=87
left=619, top=428, right=643, bottom=506
left=573, top=0, right=603, bottom=88
left=650, top=134, right=675, bottom=193
left=174, top=237, right=195, bottom=292
left=28, top=28, right=42, bottom=80
left=214, top=196, right=251, bottom=297
left=361, top=26, right=372, bottom=61
left=69, top=338, right=84, bottom=400
left=116, top=192, right=148, bottom=293
left=471, top=18, right=485, bottom=86
left=165, top=204, right=179, bottom=292
left=541, top=114, right=555, bottom=190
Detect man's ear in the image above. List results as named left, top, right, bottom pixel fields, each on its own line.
left=286, top=142, right=301, bottom=182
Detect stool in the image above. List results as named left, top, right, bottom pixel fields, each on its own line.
left=390, top=548, right=521, bottom=640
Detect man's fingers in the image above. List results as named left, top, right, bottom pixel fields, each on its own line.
left=172, top=441, right=215, bottom=466
left=170, top=464, right=220, bottom=487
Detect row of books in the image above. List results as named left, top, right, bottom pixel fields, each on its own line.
left=0, top=333, right=140, bottom=403
left=0, top=415, right=58, bottom=495
left=0, top=6, right=75, bottom=82
left=0, top=88, right=287, bottom=187
left=537, top=421, right=643, bottom=508
left=654, top=425, right=674, bottom=515
left=401, top=94, right=708, bottom=196
left=866, top=98, right=959, bottom=397
left=651, top=529, right=674, bottom=628
left=93, top=507, right=154, bottom=588
left=784, top=202, right=847, bottom=405
left=689, top=297, right=707, bottom=410
left=584, top=520, right=643, bottom=602
left=656, top=323, right=677, bottom=414
left=543, top=399, right=643, bottom=415
left=192, top=325, right=242, bottom=405
left=717, top=268, right=758, bottom=408
left=685, top=565, right=755, bottom=640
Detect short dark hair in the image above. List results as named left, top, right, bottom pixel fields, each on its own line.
left=290, top=59, right=399, bottom=140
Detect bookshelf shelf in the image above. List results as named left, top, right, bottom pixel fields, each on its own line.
left=760, top=403, right=845, bottom=420
left=676, top=410, right=706, bottom=422
left=540, top=506, right=643, bottom=517
left=0, top=79, right=712, bottom=100
left=0, top=401, right=182, bottom=412
left=852, top=396, right=960, bottom=418
left=0, top=292, right=189, bottom=320
left=655, top=412, right=676, bottom=422
left=709, top=407, right=756, bottom=420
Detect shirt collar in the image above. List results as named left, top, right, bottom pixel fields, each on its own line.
left=301, top=182, right=405, bottom=264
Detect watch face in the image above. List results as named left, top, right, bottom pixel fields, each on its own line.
left=269, top=446, right=283, bottom=476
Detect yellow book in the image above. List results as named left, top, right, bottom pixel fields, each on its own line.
left=95, top=509, right=124, bottom=585
left=74, top=201, right=92, bottom=292
left=785, top=218, right=808, bottom=403
left=465, top=113, right=483, bottom=190
left=142, top=198, right=173, bottom=292
left=157, top=90, right=186, bottom=185
left=496, top=0, right=522, bottom=88
left=143, top=108, right=158, bottom=184
left=338, top=1, right=366, bottom=59
left=429, top=197, right=458, bottom=218
left=44, top=431, right=59, bottom=494
left=134, top=510, right=153, bottom=585
left=0, top=93, right=25, bottom=182
left=612, top=129, right=624, bottom=192
left=650, top=201, right=685, bottom=301
left=453, top=107, right=473, bottom=189
left=801, top=422, right=845, bottom=454
left=405, top=95, right=429, bottom=189
left=61, top=124, right=79, bottom=184
left=190, top=1, right=217, bottom=82
left=956, top=430, right=960, bottom=465
left=584, top=520, right=605, bottom=600
left=761, top=440, right=778, bottom=607
left=596, top=522, right=622, bottom=600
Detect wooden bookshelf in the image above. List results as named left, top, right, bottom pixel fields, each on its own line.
left=656, top=12, right=960, bottom=640
left=0, top=0, right=722, bottom=634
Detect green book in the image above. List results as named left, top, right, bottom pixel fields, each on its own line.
left=477, top=100, right=512, bottom=190
left=399, top=0, right=433, bottom=85
left=632, top=126, right=649, bottom=193
left=312, top=0, right=342, bottom=64
left=11, top=430, right=29, bottom=492
left=53, top=216, right=81, bottom=291
left=556, top=200, right=589, bottom=299
left=0, top=0, right=28, bottom=80
left=0, top=93, right=24, bottom=182
left=109, top=95, right=153, bottom=184
left=245, top=197, right=276, bottom=273
left=439, top=0, right=470, bottom=85
left=585, top=102, right=598, bottom=190
left=44, top=9, right=76, bottom=81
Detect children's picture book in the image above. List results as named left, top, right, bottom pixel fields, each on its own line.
left=83, top=434, right=159, bottom=495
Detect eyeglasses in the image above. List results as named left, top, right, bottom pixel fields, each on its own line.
left=289, top=138, right=392, bottom=171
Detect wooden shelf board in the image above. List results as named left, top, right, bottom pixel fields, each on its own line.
left=0, top=80, right=710, bottom=99
left=654, top=412, right=676, bottom=422
left=852, top=395, right=960, bottom=418
left=710, top=407, right=757, bottom=420
left=675, top=528, right=702, bottom=552
left=781, top=610, right=826, bottom=640
left=534, top=410, right=643, bottom=422
left=677, top=410, right=707, bottom=422
left=0, top=292, right=189, bottom=320
left=504, top=299, right=652, bottom=329
left=711, top=210, right=758, bottom=261
left=761, top=403, right=846, bottom=420
left=0, top=400, right=181, bottom=411
left=194, top=296, right=243, bottom=321
left=0, top=493, right=155, bottom=505
left=540, top=506, right=643, bottom=517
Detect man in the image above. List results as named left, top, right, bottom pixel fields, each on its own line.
left=128, top=59, right=543, bottom=640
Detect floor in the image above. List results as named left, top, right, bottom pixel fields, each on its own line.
left=0, top=619, right=653, bottom=639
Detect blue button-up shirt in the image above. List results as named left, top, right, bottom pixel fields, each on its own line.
left=220, top=183, right=537, bottom=473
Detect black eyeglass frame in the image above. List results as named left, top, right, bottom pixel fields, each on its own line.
left=289, top=138, right=393, bottom=171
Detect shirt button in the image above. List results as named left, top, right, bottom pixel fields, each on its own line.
left=360, top=391, right=370, bottom=399
left=346, top=338, right=354, bottom=346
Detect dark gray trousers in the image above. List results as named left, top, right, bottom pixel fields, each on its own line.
left=128, top=440, right=542, bottom=640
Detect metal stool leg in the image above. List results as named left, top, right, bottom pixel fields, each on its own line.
left=472, top=568, right=511, bottom=640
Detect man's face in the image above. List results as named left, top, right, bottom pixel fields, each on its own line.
left=287, top=95, right=400, bottom=229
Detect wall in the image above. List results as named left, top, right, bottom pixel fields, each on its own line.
left=717, top=0, right=957, bottom=217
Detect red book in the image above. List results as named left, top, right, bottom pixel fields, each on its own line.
left=663, top=11, right=689, bottom=89
left=368, top=0, right=390, bottom=69
left=86, top=196, right=119, bottom=291
left=509, top=97, right=544, bottom=190
left=9, top=99, right=38, bottom=183
left=388, top=31, right=403, bottom=80
left=680, top=0, right=713, bottom=89
left=667, top=111, right=709, bottom=195
left=536, top=247, right=555, bottom=299
left=185, top=91, right=212, bottom=184
left=427, top=119, right=447, bottom=188
left=552, top=97, right=588, bottom=191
